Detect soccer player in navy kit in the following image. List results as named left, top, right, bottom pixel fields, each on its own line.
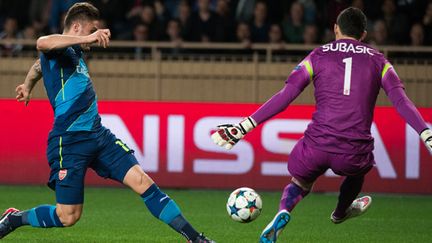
left=0, top=3, right=214, bottom=242
left=211, top=7, right=432, bottom=243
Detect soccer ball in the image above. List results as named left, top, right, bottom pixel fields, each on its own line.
left=226, top=187, right=262, bottom=223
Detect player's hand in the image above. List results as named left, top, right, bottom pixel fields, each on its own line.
left=211, top=117, right=257, bottom=150
left=15, top=84, right=31, bottom=106
left=420, top=129, right=432, bottom=155
left=85, top=29, right=111, bottom=48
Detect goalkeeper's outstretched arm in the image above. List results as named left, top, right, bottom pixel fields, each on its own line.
left=382, top=64, right=431, bottom=154
left=211, top=58, right=312, bottom=150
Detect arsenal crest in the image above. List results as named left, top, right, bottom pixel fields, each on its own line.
left=59, top=169, right=68, bottom=180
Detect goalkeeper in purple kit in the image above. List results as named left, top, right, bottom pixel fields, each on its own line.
left=211, top=7, right=431, bottom=243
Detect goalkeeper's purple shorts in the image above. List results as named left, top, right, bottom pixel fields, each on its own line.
left=287, top=138, right=375, bottom=183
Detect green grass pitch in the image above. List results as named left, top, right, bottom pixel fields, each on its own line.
left=1, top=185, right=432, bottom=242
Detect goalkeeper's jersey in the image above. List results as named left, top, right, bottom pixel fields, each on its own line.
left=287, top=39, right=412, bottom=154
left=298, top=39, right=391, bottom=154
left=250, top=38, right=426, bottom=154
left=40, top=45, right=102, bottom=138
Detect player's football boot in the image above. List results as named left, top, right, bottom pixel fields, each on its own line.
left=259, top=209, right=290, bottom=243
left=330, top=196, right=372, bottom=224
left=0, top=208, right=20, bottom=239
left=189, top=233, right=216, bottom=243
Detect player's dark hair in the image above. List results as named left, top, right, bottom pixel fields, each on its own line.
left=336, top=7, right=367, bottom=40
left=64, top=2, right=100, bottom=30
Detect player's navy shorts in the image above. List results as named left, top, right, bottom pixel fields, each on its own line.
left=46, top=127, right=138, bottom=204
left=288, top=138, right=375, bottom=183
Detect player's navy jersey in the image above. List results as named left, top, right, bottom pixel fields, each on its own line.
left=301, top=39, right=395, bottom=154
left=40, top=45, right=101, bottom=137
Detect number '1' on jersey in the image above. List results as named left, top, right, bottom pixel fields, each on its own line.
left=298, top=39, right=398, bottom=154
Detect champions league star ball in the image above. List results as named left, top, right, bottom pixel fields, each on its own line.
left=226, top=187, right=262, bottom=223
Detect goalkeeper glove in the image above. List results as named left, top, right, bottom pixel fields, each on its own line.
left=211, top=117, right=257, bottom=150
left=420, top=129, right=432, bottom=155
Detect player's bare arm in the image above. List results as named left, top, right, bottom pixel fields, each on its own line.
left=16, top=59, right=42, bottom=106
left=36, top=29, right=111, bottom=52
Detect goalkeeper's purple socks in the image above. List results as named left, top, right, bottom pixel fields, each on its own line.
left=333, top=176, right=364, bottom=218
left=279, top=183, right=310, bottom=212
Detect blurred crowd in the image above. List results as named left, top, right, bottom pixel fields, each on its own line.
left=0, top=0, right=431, bottom=56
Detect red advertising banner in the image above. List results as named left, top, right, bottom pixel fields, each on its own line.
left=0, top=99, right=431, bottom=193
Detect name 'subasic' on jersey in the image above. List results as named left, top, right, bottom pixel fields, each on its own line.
left=322, top=42, right=374, bottom=56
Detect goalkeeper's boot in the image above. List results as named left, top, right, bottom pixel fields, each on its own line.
left=0, top=208, right=20, bottom=239
left=331, top=196, right=372, bottom=224
left=259, top=209, right=290, bottom=243
left=189, top=233, right=216, bottom=243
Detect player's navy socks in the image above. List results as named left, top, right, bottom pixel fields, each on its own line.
left=10, top=205, right=64, bottom=228
left=168, top=214, right=199, bottom=241
left=8, top=205, right=63, bottom=228
left=334, top=176, right=364, bottom=218
left=141, top=184, right=199, bottom=241
left=279, top=183, right=310, bottom=212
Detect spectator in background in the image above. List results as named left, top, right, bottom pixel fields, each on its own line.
left=410, top=23, right=425, bottom=46
left=303, top=24, right=319, bottom=44
left=298, top=0, right=316, bottom=24
left=0, top=17, right=23, bottom=56
left=49, top=0, right=80, bottom=33
left=216, top=0, right=236, bottom=42
left=381, top=0, right=409, bottom=44
left=269, top=24, right=285, bottom=45
left=282, top=1, right=305, bottom=43
left=128, top=4, right=166, bottom=41
left=133, top=23, right=150, bottom=59
left=177, top=0, right=192, bottom=40
left=154, top=0, right=172, bottom=23
left=250, top=1, right=270, bottom=43
left=21, top=26, right=37, bottom=40
left=321, top=29, right=335, bottom=44
left=29, top=0, right=50, bottom=35
left=19, top=25, right=39, bottom=52
left=233, top=21, right=253, bottom=55
left=21, top=20, right=47, bottom=41
left=141, top=5, right=163, bottom=40
left=133, top=23, right=149, bottom=42
left=235, top=0, right=256, bottom=23
left=370, top=19, right=391, bottom=46
left=235, top=22, right=251, bottom=47
left=268, top=23, right=286, bottom=58
left=188, top=0, right=223, bottom=42
left=163, top=19, right=183, bottom=54
left=423, top=1, right=432, bottom=45
left=166, top=19, right=182, bottom=43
